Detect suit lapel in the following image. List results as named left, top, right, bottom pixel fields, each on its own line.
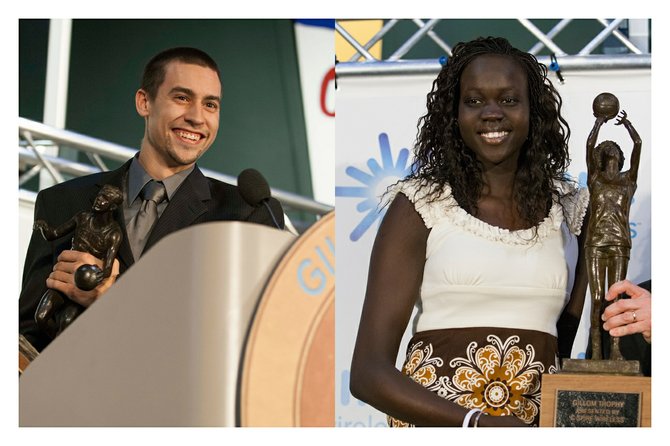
left=143, top=166, right=211, bottom=252
left=94, top=160, right=135, bottom=270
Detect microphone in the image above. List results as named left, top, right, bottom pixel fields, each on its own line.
left=237, top=168, right=282, bottom=230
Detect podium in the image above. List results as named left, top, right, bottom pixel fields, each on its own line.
left=19, top=217, right=334, bottom=427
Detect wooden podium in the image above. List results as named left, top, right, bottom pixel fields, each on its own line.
left=19, top=215, right=335, bottom=427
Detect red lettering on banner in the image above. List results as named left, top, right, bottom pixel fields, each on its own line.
left=320, top=67, right=335, bottom=117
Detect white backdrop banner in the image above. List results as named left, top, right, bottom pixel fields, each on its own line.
left=294, top=20, right=335, bottom=205
left=335, top=68, right=651, bottom=426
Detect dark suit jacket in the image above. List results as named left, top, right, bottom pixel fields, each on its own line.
left=19, top=160, right=284, bottom=351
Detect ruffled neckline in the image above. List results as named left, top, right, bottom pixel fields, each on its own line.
left=394, top=178, right=586, bottom=246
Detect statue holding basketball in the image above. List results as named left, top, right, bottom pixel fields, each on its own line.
left=33, top=184, right=124, bottom=340
left=585, top=93, right=642, bottom=361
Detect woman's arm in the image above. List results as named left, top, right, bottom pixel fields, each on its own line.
left=557, top=210, right=590, bottom=358
left=350, top=194, right=523, bottom=427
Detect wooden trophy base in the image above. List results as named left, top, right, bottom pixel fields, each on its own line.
left=540, top=370, right=651, bottom=427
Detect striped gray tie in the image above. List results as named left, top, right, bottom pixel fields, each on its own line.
left=128, top=180, right=167, bottom=259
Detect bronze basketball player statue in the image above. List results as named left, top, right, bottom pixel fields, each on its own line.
left=33, top=184, right=123, bottom=340
left=585, top=93, right=641, bottom=362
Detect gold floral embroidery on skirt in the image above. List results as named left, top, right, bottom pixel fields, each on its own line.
left=388, top=335, right=556, bottom=427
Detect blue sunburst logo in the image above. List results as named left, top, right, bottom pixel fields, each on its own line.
left=336, top=133, right=412, bottom=241
left=577, top=171, right=587, bottom=188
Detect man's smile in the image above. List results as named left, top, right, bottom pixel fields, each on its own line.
left=173, top=129, right=204, bottom=143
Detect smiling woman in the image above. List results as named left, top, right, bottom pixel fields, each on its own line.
left=349, top=36, right=589, bottom=427
left=457, top=54, right=529, bottom=175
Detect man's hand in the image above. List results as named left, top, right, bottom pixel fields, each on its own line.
left=46, top=250, right=120, bottom=308
left=602, top=280, right=651, bottom=343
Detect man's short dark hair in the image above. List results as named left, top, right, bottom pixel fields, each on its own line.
left=141, top=47, right=221, bottom=100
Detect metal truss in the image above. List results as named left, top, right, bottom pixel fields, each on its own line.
left=18, top=118, right=332, bottom=216
left=336, top=19, right=651, bottom=76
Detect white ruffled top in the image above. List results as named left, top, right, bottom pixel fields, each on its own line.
left=391, top=177, right=589, bottom=337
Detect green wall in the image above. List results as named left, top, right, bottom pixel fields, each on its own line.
left=19, top=19, right=49, bottom=122
left=19, top=19, right=314, bottom=222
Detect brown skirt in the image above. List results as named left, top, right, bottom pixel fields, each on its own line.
left=388, top=327, right=559, bottom=427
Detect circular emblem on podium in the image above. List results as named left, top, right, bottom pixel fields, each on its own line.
left=239, top=212, right=334, bottom=426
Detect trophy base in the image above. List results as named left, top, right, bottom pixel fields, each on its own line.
left=561, top=358, right=642, bottom=376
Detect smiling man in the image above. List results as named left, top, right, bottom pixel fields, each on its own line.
left=19, top=47, right=284, bottom=352
left=136, top=50, right=221, bottom=178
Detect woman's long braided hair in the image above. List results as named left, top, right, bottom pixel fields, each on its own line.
left=407, top=36, right=572, bottom=228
